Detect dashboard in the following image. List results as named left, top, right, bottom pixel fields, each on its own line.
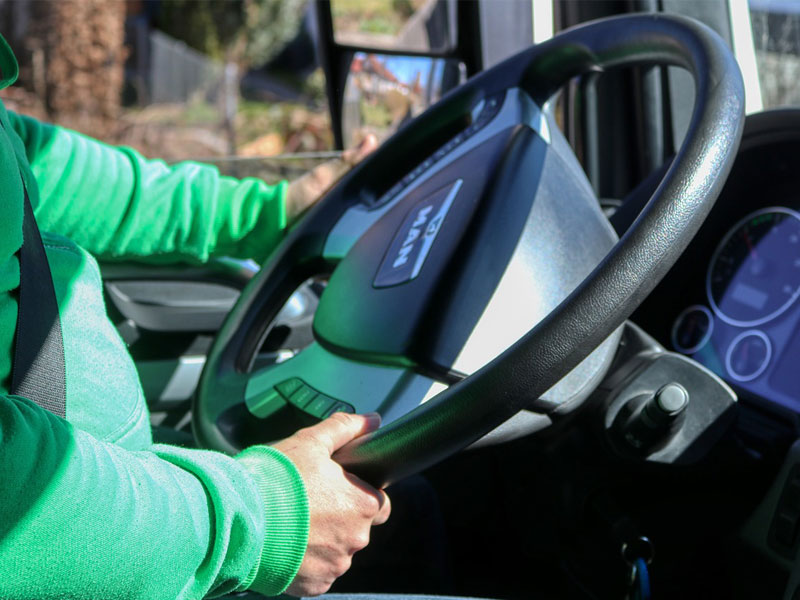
left=634, top=110, right=800, bottom=414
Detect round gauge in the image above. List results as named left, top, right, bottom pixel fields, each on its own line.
left=725, top=330, right=772, bottom=382
left=671, top=305, right=714, bottom=354
left=707, top=208, right=800, bottom=327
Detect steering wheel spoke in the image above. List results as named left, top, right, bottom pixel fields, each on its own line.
left=245, top=343, right=440, bottom=427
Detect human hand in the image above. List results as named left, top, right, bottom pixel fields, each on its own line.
left=285, top=134, right=378, bottom=223
left=273, top=412, right=391, bottom=597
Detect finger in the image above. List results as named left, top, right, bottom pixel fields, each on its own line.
left=343, top=470, right=387, bottom=516
left=372, top=489, right=391, bottom=526
left=343, top=133, right=378, bottom=165
left=341, top=148, right=356, bottom=164
left=308, top=412, right=381, bottom=454
left=354, top=133, right=378, bottom=160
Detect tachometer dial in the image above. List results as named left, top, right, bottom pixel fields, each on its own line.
left=707, top=208, right=800, bottom=327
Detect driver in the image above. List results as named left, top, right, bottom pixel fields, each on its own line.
left=0, top=34, right=391, bottom=599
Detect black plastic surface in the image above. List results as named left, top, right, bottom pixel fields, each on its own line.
left=333, top=14, right=744, bottom=486
left=770, top=464, right=800, bottom=557
left=603, top=352, right=736, bottom=464
left=106, top=280, right=239, bottom=332
left=195, top=14, right=745, bottom=485
left=368, top=92, right=505, bottom=210
left=372, top=182, right=460, bottom=288
left=313, top=128, right=515, bottom=365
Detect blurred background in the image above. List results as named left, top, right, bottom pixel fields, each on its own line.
left=0, top=0, right=444, bottom=181
left=0, top=0, right=797, bottom=184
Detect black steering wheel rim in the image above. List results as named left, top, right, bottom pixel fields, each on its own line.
left=194, top=13, right=744, bottom=488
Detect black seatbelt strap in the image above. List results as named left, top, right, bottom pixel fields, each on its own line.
left=10, top=186, right=67, bottom=417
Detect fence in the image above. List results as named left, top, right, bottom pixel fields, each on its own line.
left=148, top=30, right=224, bottom=105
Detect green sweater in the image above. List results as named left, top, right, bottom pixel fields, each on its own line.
left=0, top=36, right=308, bottom=599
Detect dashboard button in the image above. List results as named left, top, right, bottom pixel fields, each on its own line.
left=275, top=377, right=304, bottom=399
left=305, top=395, right=336, bottom=418
left=288, top=385, right=317, bottom=409
left=273, top=378, right=356, bottom=420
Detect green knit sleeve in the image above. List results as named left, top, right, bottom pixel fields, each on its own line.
left=0, top=394, right=308, bottom=600
left=5, top=110, right=288, bottom=264
left=235, top=446, right=310, bottom=595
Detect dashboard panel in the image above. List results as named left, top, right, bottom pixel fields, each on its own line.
left=633, top=110, right=800, bottom=413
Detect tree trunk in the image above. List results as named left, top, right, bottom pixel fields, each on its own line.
left=27, top=0, right=126, bottom=133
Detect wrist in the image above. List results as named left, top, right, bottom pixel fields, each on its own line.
left=235, top=445, right=309, bottom=596
left=286, top=158, right=350, bottom=222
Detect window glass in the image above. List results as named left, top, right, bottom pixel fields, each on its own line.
left=0, top=0, right=333, bottom=181
left=331, top=0, right=455, bottom=53
left=749, top=0, right=800, bottom=108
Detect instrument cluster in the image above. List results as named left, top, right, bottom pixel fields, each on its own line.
left=634, top=110, right=800, bottom=413
left=671, top=208, right=800, bottom=405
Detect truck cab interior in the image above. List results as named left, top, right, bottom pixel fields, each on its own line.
left=96, top=1, right=800, bottom=598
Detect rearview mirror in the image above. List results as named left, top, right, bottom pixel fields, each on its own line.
left=341, top=51, right=465, bottom=146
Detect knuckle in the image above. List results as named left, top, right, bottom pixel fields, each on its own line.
left=333, top=555, right=352, bottom=577
left=352, top=529, right=371, bottom=551
left=356, top=494, right=378, bottom=519
left=328, top=411, right=353, bottom=427
left=364, top=493, right=381, bottom=515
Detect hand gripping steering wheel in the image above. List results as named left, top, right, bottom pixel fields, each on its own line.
left=193, top=14, right=744, bottom=488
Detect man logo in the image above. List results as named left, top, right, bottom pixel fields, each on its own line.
left=426, top=215, right=444, bottom=236
left=393, top=205, right=433, bottom=269
left=373, top=179, right=462, bottom=288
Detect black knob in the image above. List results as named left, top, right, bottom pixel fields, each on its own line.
left=620, top=383, right=689, bottom=451
left=642, top=383, right=689, bottom=427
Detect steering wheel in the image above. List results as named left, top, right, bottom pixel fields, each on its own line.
left=193, top=13, right=744, bottom=488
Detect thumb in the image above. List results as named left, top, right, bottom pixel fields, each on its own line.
left=308, top=412, right=381, bottom=455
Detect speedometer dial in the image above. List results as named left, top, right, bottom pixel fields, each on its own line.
left=707, top=208, right=800, bottom=327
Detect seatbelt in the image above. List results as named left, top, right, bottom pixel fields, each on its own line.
left=10, top=186, right=67, bottom=418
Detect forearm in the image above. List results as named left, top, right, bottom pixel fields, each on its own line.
left=0, top=395, right=308, bottom=600
left=7, top=111, right=288, bottom=264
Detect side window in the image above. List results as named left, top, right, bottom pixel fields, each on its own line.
left=749, top=1, right=800, bottom=109
left=0, top=0, right=334, bottom=181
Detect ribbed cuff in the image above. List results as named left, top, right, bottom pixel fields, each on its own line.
left=235, top=445, right=309, bottom=596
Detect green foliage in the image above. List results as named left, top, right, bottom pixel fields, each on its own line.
left=392, top=0, right=414, bottom=19
left=331, top=0, right=424, bottom=37
left=360, top=17, right=396, bottom=34
left=359, top=98, right=392, bottom=128
left=156, top=0, right=306, bottom=67
left=301, top=68, right=328, bottom=107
